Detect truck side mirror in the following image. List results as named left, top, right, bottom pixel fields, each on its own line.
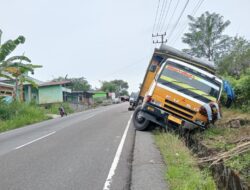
left=149, top=64, right=157, bottom=72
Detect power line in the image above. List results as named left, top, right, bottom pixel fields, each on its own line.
left=156, top=0, right=168, bottom=32
left=159, top=0, right=173, bottom=33
left=99, top=57, right=148, bottom=79
left=164, top=0, right=180, bottom=33
left=171, top=0, right=204, bottom=44
left=169, top=0, right=205, bottom=45
left=152, top=0, right=161, bottom=34
left=167, top=0, right=190, bottom=40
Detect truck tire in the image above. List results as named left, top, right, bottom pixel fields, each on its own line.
left=133, top=105, right=149, bottom=131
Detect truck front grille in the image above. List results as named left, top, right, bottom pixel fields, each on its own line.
left=164, top=99, right=196, bottom=120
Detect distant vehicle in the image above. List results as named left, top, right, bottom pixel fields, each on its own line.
left=133, top=45, right=224, bottom=131
left=120, top=96, right=129, bottom=102
left=129, top=97, right=135, bottom=105
left=129, top=92, right=138, bottom=104
left=113, top=98, right=121, bottom=104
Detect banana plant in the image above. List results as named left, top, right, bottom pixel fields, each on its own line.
left=0, top=30, right=42, bottom=101
left=0, top=31, right=29, bottom=78
left=5, top=63, right=42, bottom=101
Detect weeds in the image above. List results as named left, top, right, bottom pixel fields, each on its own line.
left=0, top=102, right=49, bottom=132
left=154, top=131, right=216, bottom=190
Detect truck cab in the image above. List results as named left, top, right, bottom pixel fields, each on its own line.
left=133, top=45, right=223, bottom=131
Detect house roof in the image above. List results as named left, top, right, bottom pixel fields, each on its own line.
left=25, top=76, right=44, bottom=85
left=0, top=82, right=14, bottom=88
left=39, top=81, right=71, bottom=87
left=71, top=91, right=94, bottom=94
left=88, top=90, right=106, bottom=94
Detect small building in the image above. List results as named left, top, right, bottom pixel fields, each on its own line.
left=67, top=91, right=94, bottom=105
left=38, top=81, right=72, bottom=104
left=24, top=81, right=72, bottom=104
left=0, top=82, right=14, bottom=97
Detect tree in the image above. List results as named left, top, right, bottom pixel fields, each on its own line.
left=100, top=79, right=129, bottom=96
left=0, top=32, right=28, bottom=78
left=182, top=12, right=231, bottom=61
left=218, top=36, right=250, bottom=77
left=0, top=30, right=42, bottom=100
left=5, top=64, right=42, bottom=101
left=53, top=76, right=91, bottom=91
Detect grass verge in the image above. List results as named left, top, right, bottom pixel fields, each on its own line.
left=0, top=102, right=50, bottom=133
left=154, top=131, right=216, bottom=190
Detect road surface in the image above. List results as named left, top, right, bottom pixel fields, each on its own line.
left=0, top=103, right=134, bottom=190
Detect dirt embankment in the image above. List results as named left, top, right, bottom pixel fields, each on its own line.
left=183, top=110, right=250, bottom=190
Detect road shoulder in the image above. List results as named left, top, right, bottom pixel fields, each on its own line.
left=131, top=130, right=168, bottom=190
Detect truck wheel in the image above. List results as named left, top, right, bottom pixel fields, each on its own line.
left=133, top=105, right=149, bottom=131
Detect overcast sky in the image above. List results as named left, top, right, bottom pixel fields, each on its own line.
left=1, top=0, right=250, bottom=93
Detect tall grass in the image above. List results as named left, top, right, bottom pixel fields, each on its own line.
left=154, top=131, right=216, bottom=190
left=0, top=102, right=49, bottom=132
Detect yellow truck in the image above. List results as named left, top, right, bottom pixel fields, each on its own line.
left=133, top=45, right=223, bottom=131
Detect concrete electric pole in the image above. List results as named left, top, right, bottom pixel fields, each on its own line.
left=152, top=32, right=167, bottom=44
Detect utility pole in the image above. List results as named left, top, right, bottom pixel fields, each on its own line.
left=152, top=32, right=167, bottom=44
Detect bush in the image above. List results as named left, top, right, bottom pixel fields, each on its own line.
left=223, top=70, right=250, bottom=112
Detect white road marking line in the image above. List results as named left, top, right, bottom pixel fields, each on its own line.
left=83, top=114, right=96, bottom=120
left=103, top=115, right=132, bottom=190
left=15, top=131, right=56, bottom=150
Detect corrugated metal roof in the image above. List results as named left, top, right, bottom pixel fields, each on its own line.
left=39, top=81, right=71, bottom=87
left=0, top=82, right=14, bottom=88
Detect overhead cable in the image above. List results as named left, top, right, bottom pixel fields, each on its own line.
left=167, top=0, right=190, bottom=40
left=164, top=0, right=180, bottom=33
left=152, top=0, right=161, bottom=34
left=159, top=0, right=173, bottom=32
left=156, top=0, right=168, bottom=32
left=170, top=0, right=205, bottom=45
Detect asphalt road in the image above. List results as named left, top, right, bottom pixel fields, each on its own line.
left=0, top=103, right=134, bottom=190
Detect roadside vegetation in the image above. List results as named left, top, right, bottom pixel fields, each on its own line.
left=198, top=109, right=250, bottom=185
left=44, top=102, right=74, bottom=115
left=0, top=102, right=49, bottom=132
left=154, top=131, right=216, bottom=190
left=0, top=101, right=76, bottom=133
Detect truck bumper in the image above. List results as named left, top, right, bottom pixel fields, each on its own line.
left=141, top=103, right=199, bottom=129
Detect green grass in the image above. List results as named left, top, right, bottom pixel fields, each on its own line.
left=154, top=131, right=216, bottom=190
left=197, top=109, right=250, bottom=185
left=0, top=102, right=49, bottom=133
left=225, top=152, right=250, bottom=172
left=225, top=152, right=250, bottom=184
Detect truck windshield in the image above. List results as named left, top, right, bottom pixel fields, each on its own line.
left=158, top=61, right=221, bottom=103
